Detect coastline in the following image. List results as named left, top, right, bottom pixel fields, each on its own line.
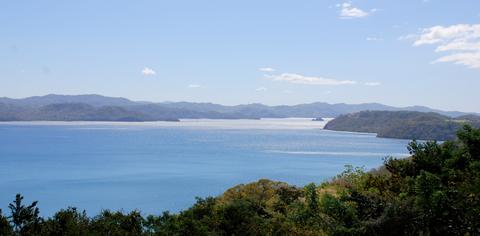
left=0, top=118, right=333, bottom=130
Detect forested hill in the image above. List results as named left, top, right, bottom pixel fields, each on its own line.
left=324, top=110, right=480, bottom=140
left=0, top=94, right=476, bottom=121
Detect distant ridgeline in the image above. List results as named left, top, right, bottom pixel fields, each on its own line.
left=324, top=110, right=480, bottom=140
left=0, top=94, right=476, bottom=122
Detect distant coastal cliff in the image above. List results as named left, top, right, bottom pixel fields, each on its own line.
left=324, top=110, right=480, bottom=140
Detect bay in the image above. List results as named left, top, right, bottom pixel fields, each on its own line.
left=0, top=118, right=410, bottom=216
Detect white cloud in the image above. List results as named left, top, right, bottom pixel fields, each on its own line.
left=433, top=52, right=480, bottom=68
left=141, top=67, right=156, bottom=76
left=408, top=24, right=480, bottom=69
left=413, top=24, right=480, bottom=46
left=337, top=2, right=372, bottom=19
left=188, top=84, right=203, bottom=88
left=258, top=67, right=275, bottom=72
left=255, top=87, right=268, bottom=92
left=364, top=82, right=381, bottom=86
left=265, top=73, right=356, bottom=85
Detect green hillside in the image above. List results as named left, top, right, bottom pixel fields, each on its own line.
left=324, top=110, right=480, bottom=140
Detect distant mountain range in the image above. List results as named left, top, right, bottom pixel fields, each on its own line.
left=0, top=94, right=476, bottom=121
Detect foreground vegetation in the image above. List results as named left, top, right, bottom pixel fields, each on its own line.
left=1, top=125, right=480, bottom=235
left=324, top=110, right=480, bottom=141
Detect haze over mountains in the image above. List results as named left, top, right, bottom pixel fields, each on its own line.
left=0, top=94, right=475, bottom=121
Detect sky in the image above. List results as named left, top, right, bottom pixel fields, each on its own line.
left=1, top=1, right=480, bottom=112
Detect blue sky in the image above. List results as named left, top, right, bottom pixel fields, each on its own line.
left=1, top=1, right=480, bottom=112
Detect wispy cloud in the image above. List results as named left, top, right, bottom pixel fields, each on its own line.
left=188, top=84, right=203, bottom=88
left=364, top=82, right=381, bottom=86
left=398, top=34, right=417, bottom=41
left=255, top=87, right=268, bottom=92
left=141, top=67, right=156, bottom=76
left=406, top=24, right=480, bottom=69
left=265, top=73, right=356, bottom=85
left=366, top=37, right=383, bottom=41
left=337, top=2, right=374, bottom=19
left=258, top=67, right=275, bottom=72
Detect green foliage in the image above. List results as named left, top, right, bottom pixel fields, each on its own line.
left=457, top=124, right=480, bottom=159
left=0, top=209, right=13, bottom=236
left=40, top=207, right=89, bottom=236
left=143, top=212, right=179, bottom=235
left=8, top=194, right=42, bottom=235
left=89, top=210, right=144, bottom=236
left=2, top=125, right=480, bottom=235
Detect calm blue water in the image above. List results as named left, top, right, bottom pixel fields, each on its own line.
left=0, top=120, right=410, bottom=216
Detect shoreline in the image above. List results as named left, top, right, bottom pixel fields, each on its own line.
left=0, top=118, right=333, bottom=130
